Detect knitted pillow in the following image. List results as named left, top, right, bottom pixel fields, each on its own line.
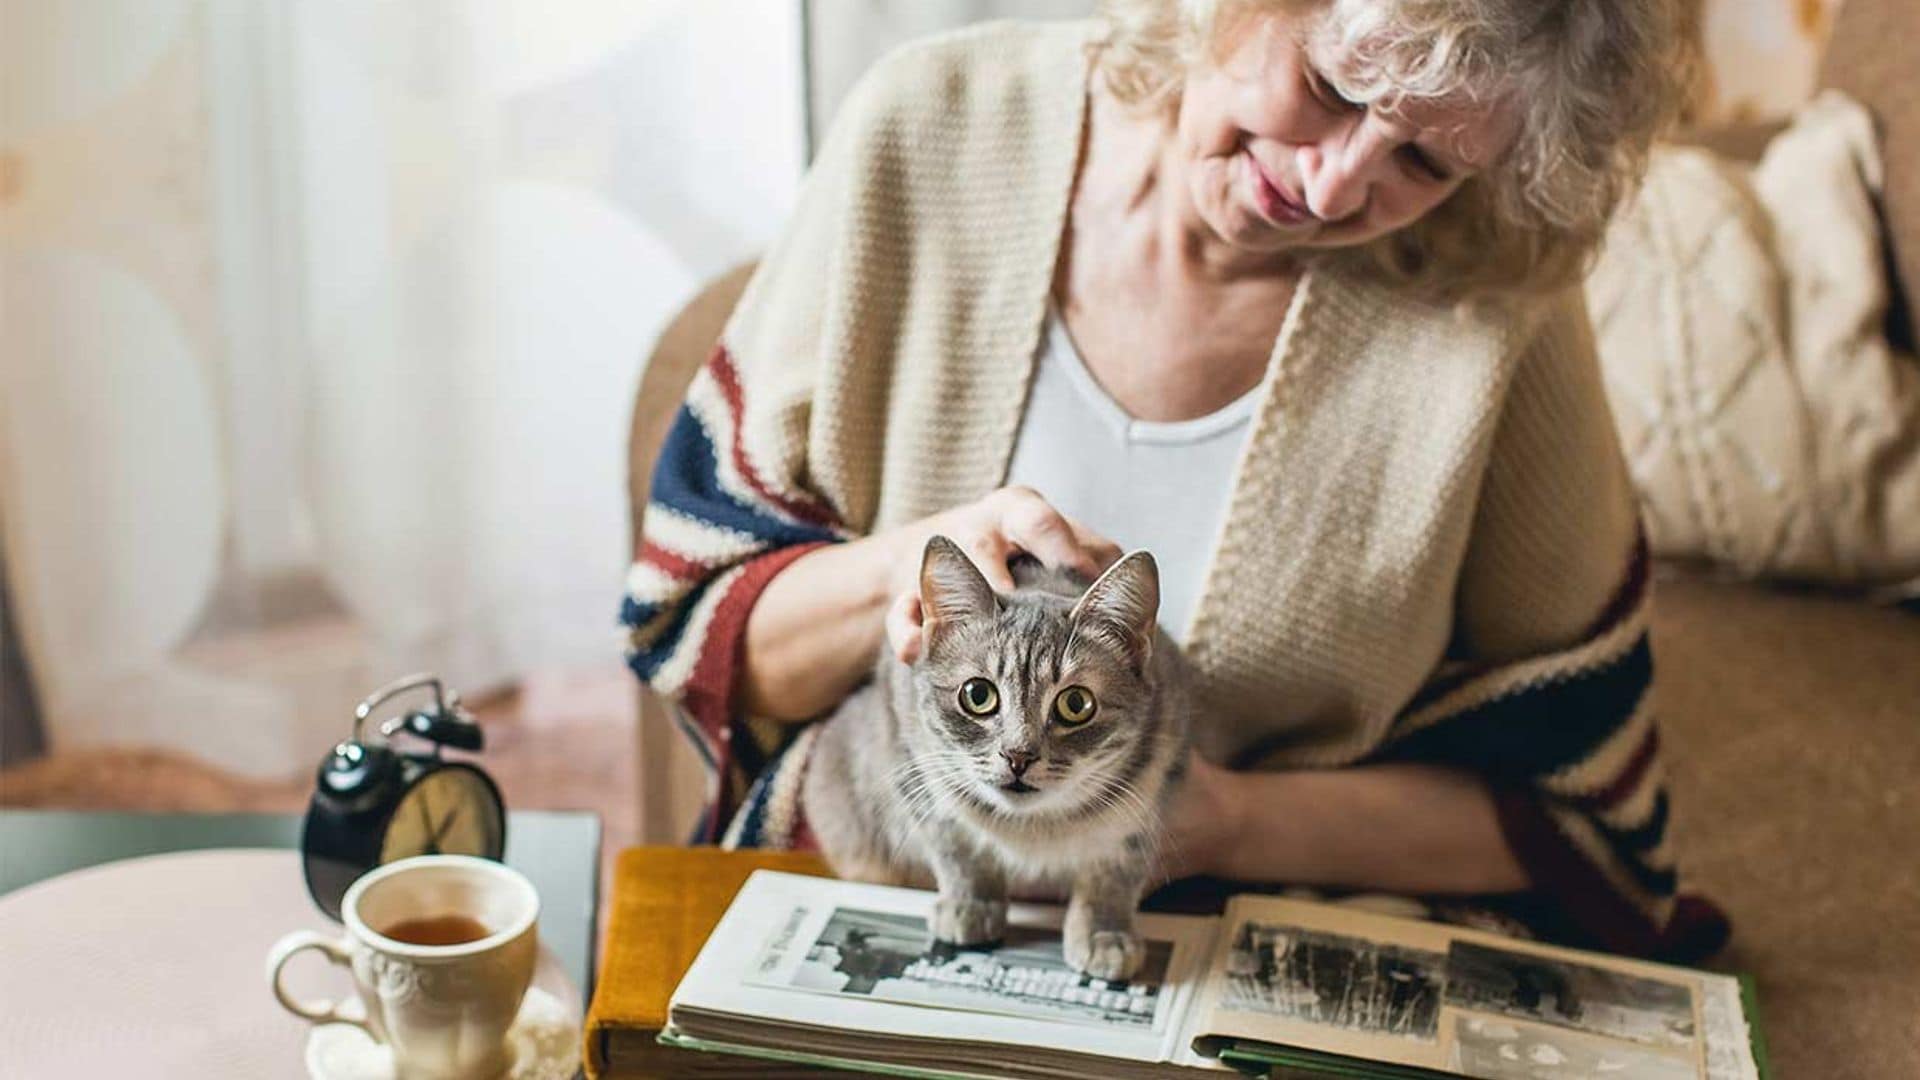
left=1586, top=92, right=1920, bottom=597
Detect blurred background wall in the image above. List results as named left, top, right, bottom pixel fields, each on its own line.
left=0, top=0, right=1847, bottom=774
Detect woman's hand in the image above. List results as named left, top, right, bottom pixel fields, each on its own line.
left=882, top=485, right=1122, bottom=663
left=1157, top=752, right=1245, bottom=884
left=1155, top=759, right=1531, bottom=894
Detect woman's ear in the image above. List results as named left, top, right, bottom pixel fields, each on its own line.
left=919, top=535, right=998, bottom=631
left=1069, top=550, right=1159, bottom=669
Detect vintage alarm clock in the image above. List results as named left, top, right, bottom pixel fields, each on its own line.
left=300, top=672, right=507, bottom=920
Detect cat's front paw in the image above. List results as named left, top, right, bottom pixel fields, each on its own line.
left=931, top=896, right=1007, bottom=947
left=1065, top=925, right=1144, bottom=981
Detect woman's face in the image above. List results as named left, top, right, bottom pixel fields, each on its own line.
left=1175, top=14, right=1520, bottom=256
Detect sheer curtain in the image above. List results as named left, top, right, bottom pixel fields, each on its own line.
left=0, top=0, right=804, bottom=774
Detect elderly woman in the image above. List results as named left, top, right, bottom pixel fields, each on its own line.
left=623, top=0, right=1726, bottom=960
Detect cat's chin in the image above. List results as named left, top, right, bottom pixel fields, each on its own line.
left=968, top=777, right=1091, bottom=820
left=960, top=780, right=1041, bottom=815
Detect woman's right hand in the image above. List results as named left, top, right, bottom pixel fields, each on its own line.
left=883, top=485, right=1122, bottom=663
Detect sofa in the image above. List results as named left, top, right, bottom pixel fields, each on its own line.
left=625, top=4, right=1920, bottom=1074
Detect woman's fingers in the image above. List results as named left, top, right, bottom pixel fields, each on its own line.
left=997, top=487, right=1109, bottom=580
left=960, top=532, right=1019, bottom=594
left=886, top=591, right=925, bottom=664
left=1061, top=513, right=1124, bottom=575
left=905, top=487, right=1121, bottom=621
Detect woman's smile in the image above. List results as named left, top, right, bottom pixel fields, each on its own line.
left=1242, top=146, right=1315, bottom=228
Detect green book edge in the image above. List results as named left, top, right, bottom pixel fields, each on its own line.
left=1211, top=1041, right=1452, bottom=1080
left=1741, top=974, right=1773, bottom=1080
left=659, top=1027, right=998, bottom=1080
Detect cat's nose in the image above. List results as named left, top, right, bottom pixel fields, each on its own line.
left=1000, top=748, right=1037, bottom=777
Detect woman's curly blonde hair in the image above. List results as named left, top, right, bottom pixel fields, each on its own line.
left=1098, top=0, right=1695, bottom=304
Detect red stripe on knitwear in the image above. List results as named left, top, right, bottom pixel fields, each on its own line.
left=706, top=346, right=838, bottom=529
left=677, top=540, right=834, bottom=747
left=637, top=538, right=710, bottom=582
left=675, top=541, right=835, bottom=837
left=1492, top=787, right=1729, bottom=963
left=1572, top=726, right=1662, bottom=813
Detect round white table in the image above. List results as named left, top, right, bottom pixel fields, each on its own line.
left=0, top=848, right=580, bottom=1078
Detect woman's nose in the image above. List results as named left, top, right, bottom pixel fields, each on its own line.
left=1302, top=121, right=1385, bottom=222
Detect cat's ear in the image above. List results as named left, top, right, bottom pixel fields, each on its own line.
left=1069, top=550, right=1159, bottom=669
left=919, top=535, right=998, bottom=629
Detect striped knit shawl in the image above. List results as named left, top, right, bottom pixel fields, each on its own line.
left=624, top=20, right=1723, bottom=961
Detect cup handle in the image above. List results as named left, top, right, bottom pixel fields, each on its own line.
left=266, top=930, right=374, bottom=1036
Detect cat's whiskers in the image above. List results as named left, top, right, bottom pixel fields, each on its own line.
left=888, top=752, right=972, bottom=836
left=894, top=752, right=969, bottom=805
left=1102, top=774, right=1170, bottom=882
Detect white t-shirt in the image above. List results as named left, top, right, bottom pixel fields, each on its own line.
left=1004, top=310, right=1265, bottom=643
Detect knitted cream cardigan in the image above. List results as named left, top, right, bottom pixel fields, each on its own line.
left=624, top=20, right=1723, bottom=959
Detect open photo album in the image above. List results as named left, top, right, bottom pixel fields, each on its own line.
left=657, top=871, right=1767, bottom=1080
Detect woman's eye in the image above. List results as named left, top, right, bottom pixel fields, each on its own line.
left=958, top=678, right=999, bottom=716
left=1053, top=686, right=1098, bottom=726
left=1307, top=67, right=1362, bottom=113
left=1401, top=145, right=1451, bottom=182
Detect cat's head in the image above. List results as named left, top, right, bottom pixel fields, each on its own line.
left=906, top=535, right=1166, bottom=820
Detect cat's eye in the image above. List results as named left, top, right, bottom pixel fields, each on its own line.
left=1053, top=685, right=1097, bottom=726
left=958, top=678, right=1000, bottom=716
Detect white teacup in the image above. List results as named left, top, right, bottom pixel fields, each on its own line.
left=267, top=855, right=539, bottom=1079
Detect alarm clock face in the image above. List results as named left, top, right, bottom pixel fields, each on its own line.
left=379, top=766, right=506, bottom=862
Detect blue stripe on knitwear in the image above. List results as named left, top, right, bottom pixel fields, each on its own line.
left=650, top=406, right=837, bottom=547
left=620, top=574, right=717, bottom=682
left=1608, top=790, right=1670, bottom=854
left=1592, top=793, right=1675, bottom=897
left=1382, top=635, right=1653, bottom=781
left=1618, top=852, right=1678, bottom=897
left=619, top=594, right=659, bottom=631
left=730, top=767, right=777, bottom=849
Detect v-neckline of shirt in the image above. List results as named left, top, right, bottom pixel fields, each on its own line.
left=1043, top=309, right=1269, bottom=446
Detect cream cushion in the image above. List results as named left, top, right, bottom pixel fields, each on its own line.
left=1588, top=92, right=1920, bottom=596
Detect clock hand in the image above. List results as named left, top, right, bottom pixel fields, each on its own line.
left=431, top=802, right=464, bottom=847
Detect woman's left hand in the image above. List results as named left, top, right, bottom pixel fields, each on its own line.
left=1156, top=752, right=1244, bottom=884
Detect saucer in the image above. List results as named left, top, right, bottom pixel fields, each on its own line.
left=305, top=987, right=579, bottom=1080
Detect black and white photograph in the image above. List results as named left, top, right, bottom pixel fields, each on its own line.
left=1443, top=941, right=1697, bottom=1049
left=772, top=906, right=1173, bottom=1029
left=1449, top=1014, right=1698, bottom=1080
left=1219, top=921, right=1445, bottom=1041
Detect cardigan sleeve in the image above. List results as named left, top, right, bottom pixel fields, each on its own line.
left=619, top=347, right=843, bottom=757
left=1380, top=293, right=1728, bottom=962
left=619, top=55, right=903, bottom=817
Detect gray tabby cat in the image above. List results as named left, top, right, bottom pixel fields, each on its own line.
left=802, top=535, right=1190, bottom=980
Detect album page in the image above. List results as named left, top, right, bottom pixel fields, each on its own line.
left=667, top=870, right=1231, bottom=1075
left=1186, top=894, right=1761, bottom=1080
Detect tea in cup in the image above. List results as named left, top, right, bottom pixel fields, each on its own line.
left=267, top=855, right=539, bottom=1079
